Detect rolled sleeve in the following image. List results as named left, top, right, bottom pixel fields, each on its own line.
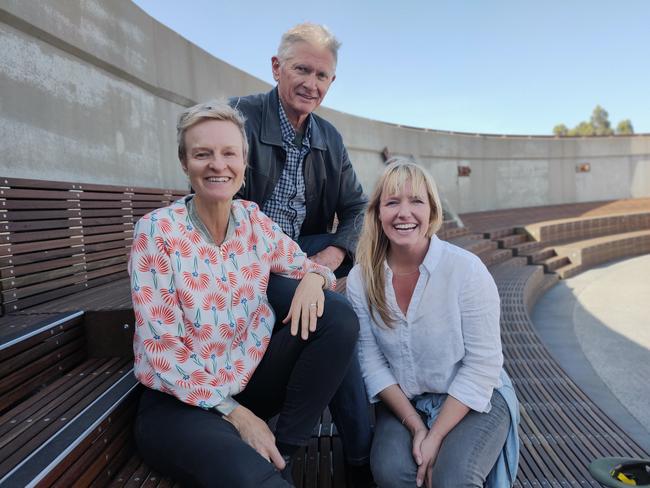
left=346, top=267, right=398, bottom=403
left=448, top=258, right=503, bottom=412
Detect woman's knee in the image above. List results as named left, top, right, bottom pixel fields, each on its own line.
left=370, top=440, right=416, bottom=488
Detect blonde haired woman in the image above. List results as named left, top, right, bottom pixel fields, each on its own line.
left=346, top=159, right=519, bottom=488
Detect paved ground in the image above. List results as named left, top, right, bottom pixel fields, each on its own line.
left=532, top=254, right=650, bottom=452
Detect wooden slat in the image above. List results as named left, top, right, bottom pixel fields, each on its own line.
left=0, top=200, right=80, bottom=212
left=84, top=247, right=128, bottom=264
left=3, top=283, right=87, bottom=312
left=0, top=177, right=75, bottom=191
left=0, top=188, right=77, bottom=200
left=2, top=272, right=85, bottom=301
left=81, top=209, right=133, bottom=218
left=84, top=240, right=132, bottom=254
left=80, top=200, right=131, bottom=209
left=83, top=224, right=132, bottom=236
left=0, top=208, right=81, bottom=219
left=0, top=246, right=82, bottom=267
left=3, top=218, right=80, bottom=232
left=0, top=236, right=82, bottom=255
left=0, top=254, right=85, bottom=279
left=5, top=227, right=80, bottom=244
left=0, top=264, right=84, bottom=290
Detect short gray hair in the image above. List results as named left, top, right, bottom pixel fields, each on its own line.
left=177, top=100, right=248, bottom=162
left=277, top=22, right=341, bottom=66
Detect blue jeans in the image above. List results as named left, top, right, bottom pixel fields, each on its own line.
left=370, top=390, right=510, bottom=487
left=266, top=233, right=372, bottom=465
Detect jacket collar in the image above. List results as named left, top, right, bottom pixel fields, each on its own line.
left=261, top=87, right=327, bottom=151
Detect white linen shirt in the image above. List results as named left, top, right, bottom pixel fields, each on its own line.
left=346, top=235, right=503, bottom=413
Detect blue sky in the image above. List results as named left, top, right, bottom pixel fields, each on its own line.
left=132, top=0, right=650, bottom=135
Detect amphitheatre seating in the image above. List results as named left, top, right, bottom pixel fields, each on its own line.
left=460, top=200, right=650, bottom=486
left=438, top=220, right=513, bottom=267
left=463, top=203, right=650, bottom=278
left=2, top=182, right=649, bottom=487
left=491, top=260, right=648, bottom=486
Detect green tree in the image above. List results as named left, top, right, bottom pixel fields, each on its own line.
left=553, top=105, right=633, bottom=136
left=590, top=105, right=613, bottom=135
left=616, top=119, right=634, bottom=135
left=553, top=124, right=568, bottom=136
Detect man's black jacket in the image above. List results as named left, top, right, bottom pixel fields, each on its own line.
left=231, top=87, right=367, bottom=257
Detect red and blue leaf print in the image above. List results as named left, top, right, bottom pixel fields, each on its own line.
left=175, top=364, right=208, bottom=389
left=132, top=232, right=149, bottom=253
left=143, top=322, right=176, bottom=354
left=137, top=254, right=170, bottom=289
left=183, top=257, right=210, bottom=291
left=222, top=240, right=245, bottom=269
left=198, top=245, right=219, bottom=265
left=186, top=387, right=214, bottom=407
left=241, top=262, right=262, bottom=281
left=202, top=292, right=226, bottom=324
left=178, top=221, right=202, bottom=244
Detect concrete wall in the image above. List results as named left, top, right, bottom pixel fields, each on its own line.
left=1, top=0, right=649, bottom=213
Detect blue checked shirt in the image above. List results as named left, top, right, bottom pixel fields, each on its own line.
left=261, top=102, right=311, bottom=239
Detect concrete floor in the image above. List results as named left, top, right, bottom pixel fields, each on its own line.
left=532, top=253, right=650, bottom=453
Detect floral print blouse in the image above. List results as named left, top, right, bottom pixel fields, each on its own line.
left=129, top=196, right=335, bottom=414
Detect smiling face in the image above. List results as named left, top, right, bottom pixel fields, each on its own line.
left=378, top=180, right=431, bottom=252
left=181, top=119, right=246, bottom=206
left=272, top=41, right=336, bottom=130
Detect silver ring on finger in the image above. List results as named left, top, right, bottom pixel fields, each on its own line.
left=309, top=303, right=317, bottom=308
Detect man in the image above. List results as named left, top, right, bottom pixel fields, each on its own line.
left=231, top=23, right=373, bottom=487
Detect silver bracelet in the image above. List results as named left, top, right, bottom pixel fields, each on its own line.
left=401, top=412, right=420, bottom=426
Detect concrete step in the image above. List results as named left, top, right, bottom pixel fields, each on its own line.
left=450, top=235, right=497, bottom=256
left=484, top=227, right=517, bottom=239
left=542, top=255, right=571, bottom=273
left=481, top=248, right=513, bottom=268
left=498, top=233, right=529, bottom=248
left=438, top=226, right=471, bottom=241
left=510, top=240, right=544, bottom=255
left=556, top=262, right=583, bottom=279
left=527, top=247, right=557, bottom=264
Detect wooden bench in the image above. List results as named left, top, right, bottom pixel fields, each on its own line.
left=0, top=177, right=185, bottom=317
left=0, top=310, right=138, bottom=486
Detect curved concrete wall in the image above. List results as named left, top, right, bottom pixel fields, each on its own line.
left=1, top=0, right=649, bottom=213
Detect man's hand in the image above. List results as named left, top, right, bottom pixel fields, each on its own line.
left=224, top=405, right=285, bottom=470
left=309, top=245, right=345, bottom=272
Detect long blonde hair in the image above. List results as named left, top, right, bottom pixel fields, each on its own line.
left=355, top=158, right=443, bottom=327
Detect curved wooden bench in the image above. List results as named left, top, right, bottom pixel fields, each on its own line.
left=491, top=261, right=648, bottom=486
